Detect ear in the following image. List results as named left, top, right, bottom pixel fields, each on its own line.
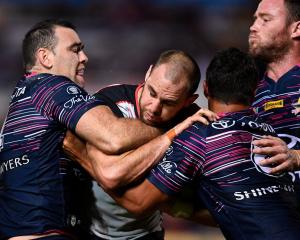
left=184, top=94, right=199, bottom=107
left=291, top=21, right=300, bottom=39
left=203, top=80, right=209, bottom=98
left=36, top=48, right=53, bottom=69
left=144, top=65, right=153, bottom=82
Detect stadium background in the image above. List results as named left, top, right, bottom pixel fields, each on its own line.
left=0, top=0, right=258, bottom=239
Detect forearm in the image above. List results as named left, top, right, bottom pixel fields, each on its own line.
left=76, top=106, right=161, bottom=154
left=107, top=179, right=169, bottom=216
left=88, top=132, right=173, bottom=190
left=63, top=131, right=97, bottom=179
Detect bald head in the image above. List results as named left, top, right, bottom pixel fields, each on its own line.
left=150, top=50, right=201, bottom=96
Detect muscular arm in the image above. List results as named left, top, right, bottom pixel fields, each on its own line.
left=65, top=108, right=218, bottom=187
left=75, top=105, right=161, bottom=154
left=108, top=178, right=170, bottom=215
left=253, top=135, right=300, bottom=173
left=87, top=132, right=173, bottom=190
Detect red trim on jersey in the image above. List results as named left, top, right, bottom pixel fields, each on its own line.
left=24, top=72, right=38, bottom=78
left=135, top=84, right=144, bottom=118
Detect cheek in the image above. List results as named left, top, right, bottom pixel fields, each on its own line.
left=161, top=107, right=178, bottom=120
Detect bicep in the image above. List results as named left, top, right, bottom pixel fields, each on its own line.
left=75, top=105, right=120, bottom=153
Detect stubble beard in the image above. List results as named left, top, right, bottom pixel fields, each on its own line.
left=249, top=34, right=291, bottom=64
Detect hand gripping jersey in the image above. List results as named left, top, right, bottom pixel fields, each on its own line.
left=0, top=73, right=103, bottom=239
left=148, top=109, right=300, bottom=240
left=252, top=65, right=300, bottom=205
left=90, top=84, right=163, bottom=239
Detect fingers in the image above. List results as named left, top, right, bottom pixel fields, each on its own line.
left=252, top=135, right=294, bottom=174
left=259, top=153, right=286, bottom=167
left=252, top=135, right=285, bottom=148
left=269, top=161, right=290, bottom=174
left=197, top=108, right=219, bottom=122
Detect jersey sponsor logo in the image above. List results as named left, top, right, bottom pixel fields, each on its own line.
left=116, top=101, right=136, bottom=118
left=212, top=119, right=235, bottom=129
left=291, top=98, right=300, bottom=115
left=158, top=146, right=177, bottom=174
left=0, top=154, right=30, bottom=176
left=64, top=95, right=95, bottom=109
left=246, top=121, right=275, bottom=133
left=234, top=184, right=295, bottom=201
left=264, top=99, right=284, bottom=111
left=67, top=86, right=81, bottom=95
left=251, top=136, right=284, bottom=178
left=11, top=86, right=26, bottom=100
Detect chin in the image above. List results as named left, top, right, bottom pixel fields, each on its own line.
left=75, top=77, right=85, bottom=88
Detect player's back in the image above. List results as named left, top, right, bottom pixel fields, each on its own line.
left=195, top=109, right=300, bottom=239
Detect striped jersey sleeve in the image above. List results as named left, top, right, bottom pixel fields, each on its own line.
left=29, top=74, right=103, bottom=131
left=147, top=124, right=205, bottom=196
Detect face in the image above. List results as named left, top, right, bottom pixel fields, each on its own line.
left=50, top=26, right=88, bottom=87
left=138, top=64, right=194, bottom=126
left=249, top=0, right=293, bottom=62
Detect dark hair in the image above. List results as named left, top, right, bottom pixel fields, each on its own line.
left=206, top=47, right=258, bottom=106
left=22, top=19, right=77, bottom=71
left=151, top=50, right=201, bottom=96
left=284, top=0, right=300, bottom=24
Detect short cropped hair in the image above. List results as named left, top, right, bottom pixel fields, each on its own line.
left=206, top=47, right=258, bottom=106
left=22, top=19, right=76, bottom=71
left=284, top=0, right=300, bottom=24
left=151, top=50, right=201, bottom=96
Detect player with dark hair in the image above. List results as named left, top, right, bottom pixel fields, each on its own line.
left=86, top=48, right=300, bottom=240
left=0, top=19, right=215, bottom=240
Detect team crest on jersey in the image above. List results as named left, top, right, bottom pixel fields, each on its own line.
left=211, top=119, right=235, bottom=129
left=291, top=98, right=300, bottom=115
left=158, top=146, right=176, bottom=174
left=67, top=86, right=81, bottom=95
left=264, top=99, right=284, bottom=111
left=250, top=136, right=284, bottom=178
left=116, top=101, right=136, bottom=118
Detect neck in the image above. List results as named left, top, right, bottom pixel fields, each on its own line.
left=266, top=49, right=300, bottom=81
left=208, top=100, right=249, bottom=115
left=29, top=66, right=48, bottom=74
left=136, top=85, right=143, bottom=113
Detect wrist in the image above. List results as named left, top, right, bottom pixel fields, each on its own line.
left=166, top=128, right=177, bottom=142
left=290, top=150, right=300, bottom=170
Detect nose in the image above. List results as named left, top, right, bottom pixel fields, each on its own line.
left=79, top=50, right=88, bottom=64
left=250, top=19, right=259, bottom=33
left=149, top=99, right=162, bottom=116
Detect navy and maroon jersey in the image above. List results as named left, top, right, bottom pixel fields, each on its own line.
left=0, top=73, right=103, bottom=239
left=252, top=65, right=300, bottom=203
left=148, top=109, right=300, bottom=240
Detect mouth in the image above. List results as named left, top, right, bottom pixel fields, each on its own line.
left=144, top=112, right=161, bottom=124
left=76, top=68, right=85, bottom=76
left=249, top=33, right=258, bottom=42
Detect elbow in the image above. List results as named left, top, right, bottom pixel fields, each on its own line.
left=94, top=168, right=124, bottom=191
left=100, top=137, right=127, bottom=155
left=125, top=201, right=155, bottom=216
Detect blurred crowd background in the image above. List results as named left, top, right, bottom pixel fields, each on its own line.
left=0, top=0, right=258, bottom=239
